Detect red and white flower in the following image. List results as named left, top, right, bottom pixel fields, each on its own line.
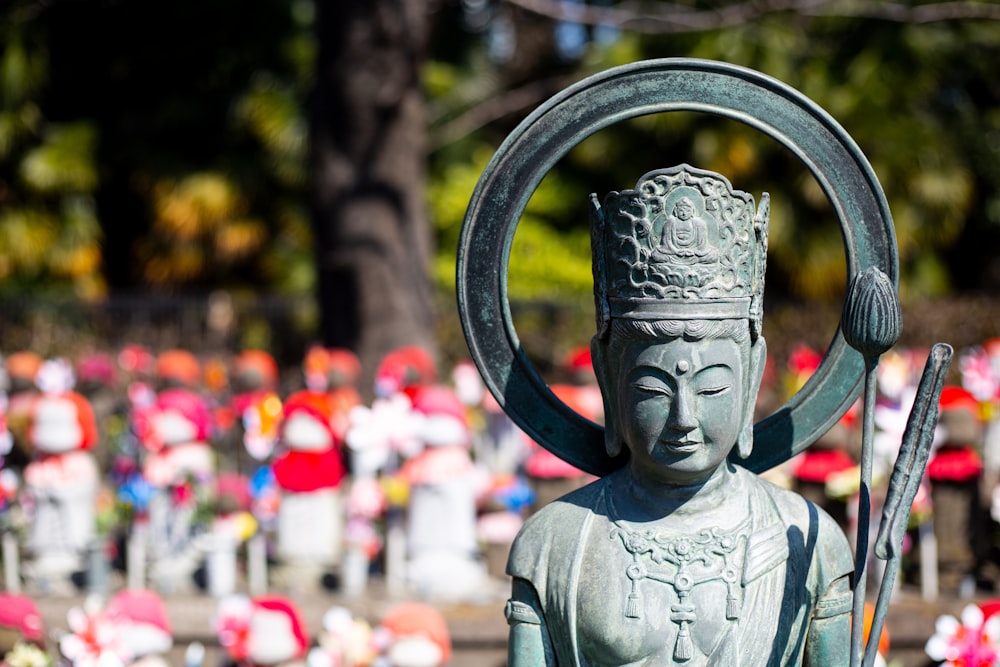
left=59, top=600, right=130, bottom=667
left=925, top=604, right=1000, bottom=666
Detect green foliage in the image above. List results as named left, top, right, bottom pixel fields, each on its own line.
left=1, top=0, right=314, bottom=299
left=627, top=16, right=989, bottom=301
left=428, top=9, right=1000, bottom=308
left=0, top=29, right=47, bottom=106
left=259, top=206, right=316, bottom=294
left=0, top=8, right=105, bottom=299
left=235, top=74, right=309, bottom=189
left=428, top=143, right=593, bottom=302
left=507, top=218, right=593, bottom=300
left=2, top=0, right=999, bottom=322
left=20, top=122, right=98, bottom=193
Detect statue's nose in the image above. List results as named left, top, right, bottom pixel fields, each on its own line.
left=666, top=388, right=698, bottom=433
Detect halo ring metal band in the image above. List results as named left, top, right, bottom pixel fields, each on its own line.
left=456, top=58, right=898, bottom=476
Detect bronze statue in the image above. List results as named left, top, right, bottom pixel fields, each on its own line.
left=456, top=59, right=950, bottom=667
left=505, top=165, right=853, bottom=665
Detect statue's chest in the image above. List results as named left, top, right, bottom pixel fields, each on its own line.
left=576, top=517, right=781, bottom=666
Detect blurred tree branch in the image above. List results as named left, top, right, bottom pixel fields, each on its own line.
left=502, top=0, right=1000, bottom=33
left=430, top=75, right=572, bottom=150
left=434, top=0, right=1000, bottom=149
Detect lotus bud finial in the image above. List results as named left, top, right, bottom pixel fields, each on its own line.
left=841, top=267, right=902, bottom=364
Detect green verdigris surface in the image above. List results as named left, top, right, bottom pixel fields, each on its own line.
left=507, top=165, right=852, bottom=665
left=457, top=60, right=901, bottom=666
left=456, top=58, right=898, bottom=477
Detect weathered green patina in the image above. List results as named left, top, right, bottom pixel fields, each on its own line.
left=456, top=59, right=914, bottom=666
left=456, top=58, right=898, bottom=477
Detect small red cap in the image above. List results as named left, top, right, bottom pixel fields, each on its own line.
left=0, top=593, right=45, bottom=642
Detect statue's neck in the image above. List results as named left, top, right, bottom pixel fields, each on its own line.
left=617, top=464, right=745, bottom=525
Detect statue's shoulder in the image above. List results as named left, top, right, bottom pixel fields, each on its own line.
left=507, top=476, right=608, bottom=580
left=516, top=477, right=606, bottom=540
left=745, top=468, right=853, bottom=569
left=753, top=473, right=842, bottom=529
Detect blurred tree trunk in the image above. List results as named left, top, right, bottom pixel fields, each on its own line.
left=311, top=0, right=437, bottom=395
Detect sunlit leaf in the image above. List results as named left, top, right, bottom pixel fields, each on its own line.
left=507, top=218, right=592, bottom=300
left=0, top=208, right=58, bottom=273
left=235, top=76, right=307, bottom=187
left=19, top=122, right=98, bottom=193
left=215, top=218, right=267, bottom=262
left=152, top=172, right=243, bottom=240
left=0, top=33, right=47, bottom=106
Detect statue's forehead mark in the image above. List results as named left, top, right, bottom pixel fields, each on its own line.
left=632, top=343, right=714, bottom=378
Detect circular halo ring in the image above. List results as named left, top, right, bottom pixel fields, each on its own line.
left=457, top=58, right=898, bottom=476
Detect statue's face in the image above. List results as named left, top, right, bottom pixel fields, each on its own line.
left=673, top=198, right=695, bottom=221
left=618, top=336, right=745, bottom=485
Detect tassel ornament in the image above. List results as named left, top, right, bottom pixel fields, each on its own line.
left=724, top=568, right=741, bottom=620
left=671, top=603, right=697, bottom=662
left=726, top=594, right=739, bottom=620
left=625, top=591, right=641, bottom=619
left=674, top=625, right=694, bottom=661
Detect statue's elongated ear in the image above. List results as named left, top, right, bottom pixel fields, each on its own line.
left=737, top=336, right=767, bottom=459
left=590, top=336, right=623, bottom=458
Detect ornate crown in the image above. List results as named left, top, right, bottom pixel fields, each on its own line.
left=591, top=164, right=769, bottom=340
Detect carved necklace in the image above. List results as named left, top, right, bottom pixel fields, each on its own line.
left=606, top=484, right=752, bottom=662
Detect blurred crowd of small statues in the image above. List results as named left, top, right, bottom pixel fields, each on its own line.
left=3, top=335, right=1000, bottom=666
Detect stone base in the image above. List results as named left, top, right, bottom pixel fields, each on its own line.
left=149, top=550, right=203, bottom=596
left=406, top=551, right=492, bottom=601
left=21, top=553, right=83, bottom=596
left=269, top=561, right=331, bottom=596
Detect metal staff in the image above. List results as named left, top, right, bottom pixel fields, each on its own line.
left=862, top=343, right=952, bottom=667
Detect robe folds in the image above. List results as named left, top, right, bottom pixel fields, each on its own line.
left=507, top=466, right=854, bottom=666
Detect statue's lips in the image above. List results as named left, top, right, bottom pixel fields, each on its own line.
left=660, top=439, right=701, bottom=453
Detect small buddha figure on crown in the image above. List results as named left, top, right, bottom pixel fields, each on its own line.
left=649, top=194, right=716, bottom=263
left=505, top=165, right=854, bottom=666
